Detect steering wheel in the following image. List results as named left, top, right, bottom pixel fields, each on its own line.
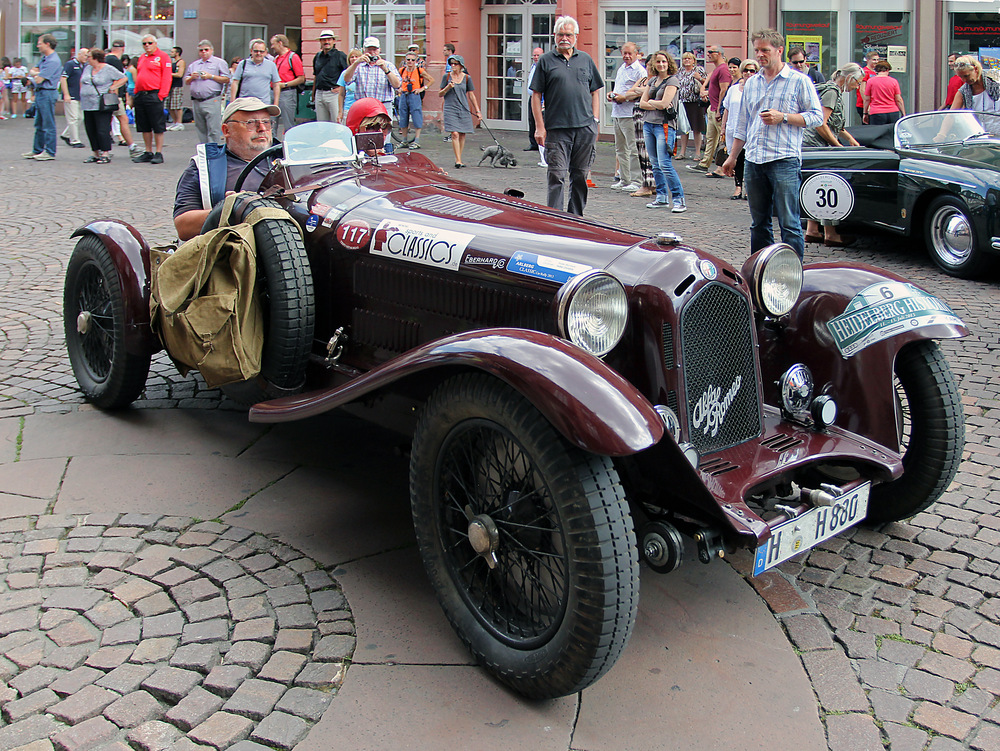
left=234, top=143, right=283, bottom=192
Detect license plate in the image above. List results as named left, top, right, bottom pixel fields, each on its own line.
left=752, top=483, right=870, bottom=576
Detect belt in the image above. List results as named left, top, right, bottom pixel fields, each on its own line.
left=191, top=94, right=220, bottom=102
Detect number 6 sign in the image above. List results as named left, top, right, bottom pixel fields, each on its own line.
left=800, top=172, right=855, bottom=221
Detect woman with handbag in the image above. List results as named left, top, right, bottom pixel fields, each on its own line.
left=676, top=52, right=706, bottom=160
left=80, top=49, right=126, bottom=164
left=638, top=51, right=686, bottom=212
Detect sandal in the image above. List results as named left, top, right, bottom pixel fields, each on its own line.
left=804, top=233, right=825, bottom=244
left=730, top=190, right=742, bottom=200
left=83, top=156, right=100, bottom=163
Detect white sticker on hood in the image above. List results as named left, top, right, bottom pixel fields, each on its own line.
left=371, top=219, right=474, bottom=271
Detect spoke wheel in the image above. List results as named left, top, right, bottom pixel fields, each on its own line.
left=924, top=195, right=990, bottom=278
left=866, top=341, right=964, bottom=523
left=64, top=236, right=150, bottom=408
left=410, top=374, right=638, bottom=699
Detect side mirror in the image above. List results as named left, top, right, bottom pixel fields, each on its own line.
left=355, top=131, right=385, bottom=153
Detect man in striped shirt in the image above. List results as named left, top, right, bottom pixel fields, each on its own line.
left=722, top=29, right=822, bottom=259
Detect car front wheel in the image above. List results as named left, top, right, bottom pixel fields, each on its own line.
left=866, top=340, right=964, bottom=523
left=924, top=195, right=990, bottom=278
left=410, top=374, right=638, bottom=699
left=64, top=235, right=150, bottom=408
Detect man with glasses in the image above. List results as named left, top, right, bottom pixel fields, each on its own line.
left=312, top=30, right=347, bottom=123
left=132, top=35, right=173, bottom=164
left=229, top=40, right=280, bottom=125
left=343, top=37, right=400, bottom=113
left=530, top=16, right=603, bottom=216
left=688, top=44, right=731, bottom=173
left=172, top=97, right=280, bottom=240
left=788, top=47, right=824, bottom=85
left=185, top=40, right=230, bottom=144
left=397, top=53, right=429, bottom=148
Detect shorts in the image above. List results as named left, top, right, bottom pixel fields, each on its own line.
left=397, top=92, right=423, bottom=129
left=133, top=89, right=167, bottom=133
left=167, top=87, right=184, bottom=111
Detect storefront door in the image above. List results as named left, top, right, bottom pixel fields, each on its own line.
left=482, top=7, right=555, bottom=129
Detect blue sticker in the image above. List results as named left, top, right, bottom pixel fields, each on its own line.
left=305, top=214, right=319, bottom=233
left=508, top=251, right=591, bottom=284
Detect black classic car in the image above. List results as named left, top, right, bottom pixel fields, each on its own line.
left=801, top=110, right=1000, bottom=278
left=65, top=122, right=967, bottom=699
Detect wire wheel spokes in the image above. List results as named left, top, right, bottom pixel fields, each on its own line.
left=76, top=263, right=116, bottom=381
left=438, top=420, right=569, bottom=648
left=893, top=372, right=913, bottom=457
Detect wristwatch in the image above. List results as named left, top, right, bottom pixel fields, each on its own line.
left=782, top=112, right=788, bottom=124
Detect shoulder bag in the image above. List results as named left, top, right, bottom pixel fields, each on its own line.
left=92, top=76, right=119, bottom=112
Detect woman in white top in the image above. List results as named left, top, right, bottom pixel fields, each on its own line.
left=718, top=59, right=758, bottom=199
left=949, top=55, right=1000, bottom=113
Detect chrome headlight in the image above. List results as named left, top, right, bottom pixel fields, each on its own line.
left=556, top=270, right=628, bottom=357
left=742, top=244, right=803, bottom=317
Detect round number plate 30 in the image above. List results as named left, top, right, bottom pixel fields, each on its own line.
left=800, top=173, right=854, bottom=221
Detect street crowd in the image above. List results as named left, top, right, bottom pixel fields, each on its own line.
left=5, top=22, right=998, bottom=258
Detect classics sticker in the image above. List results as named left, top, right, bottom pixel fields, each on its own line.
left=508, top=252, right=591, bottom=283
left=370, top=219, right=473, bottom=271
left=826, top=282, right=964, bottom=357
left=337, top=219, right=372, bottom=250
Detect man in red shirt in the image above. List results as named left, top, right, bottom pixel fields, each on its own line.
left=270, top=34, right=305, bottom=138
left=133, top=34, right=173, bottom=164
left=856, top=50, right=879, bottom=118
left=688, top=44, right=731, bottom=173
left=942, top=52, right=964, bottom=109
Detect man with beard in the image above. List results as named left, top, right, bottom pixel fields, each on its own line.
left=172, top=97, right=279, bottom=240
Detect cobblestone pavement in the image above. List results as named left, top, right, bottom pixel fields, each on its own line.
left=2, top=116, right=1000, bottom=750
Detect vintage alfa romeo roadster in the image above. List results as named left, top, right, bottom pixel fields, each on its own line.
left=64, top=122, right=966, bottom=699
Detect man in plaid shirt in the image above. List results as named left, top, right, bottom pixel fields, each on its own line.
left=343, top=37, right=400, bottom=112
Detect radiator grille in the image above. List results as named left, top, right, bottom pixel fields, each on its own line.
left=680, top=283, right=761, bottom=454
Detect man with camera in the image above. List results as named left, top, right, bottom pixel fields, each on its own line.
left=343, top=37, right=400, bottom=113
left=397, top=52, right=430, bottom=148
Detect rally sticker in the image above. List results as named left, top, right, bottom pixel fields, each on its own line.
left=305, top=214, right=319, bottom=233
left=800, top=173, right=854, bottom=222
left=508, top=252, right=591, bottom=284
left=370, top=219, right=473, bottom=271
left=826, top=282, right=963, bottom=357
left=336, top=219, right=372, bottom=250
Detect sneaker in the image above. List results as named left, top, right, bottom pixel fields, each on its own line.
left=610, top=180, right=623, bottom=190
left=128, top=143, right=143, bottom=155
left=443, top=135, right=451, bottom=142
left=166, top=123, right=184, bottom=131
left=60, top=135, right=70, bottom=145
left=397, top=141, right=409, bottom=149
left=685, top=163, right=708, bottom=173
left=409, top=141, right=421, bottom=149
left=21, top=152, right=39, bottom=159
left=132, top=151, right=153, bottom=163
left=671, top=201, right=687, bottom=213
left=33, top=153, right=55, bottom=161
left=538, top=161, right=548, bottom=167
left=70, top=142, right=85, bottom=148
left=646, top=200, right=669, bottom=208
left=620, top=183, right=640, bottom=192
left=150, top=152, right=164, bottom=164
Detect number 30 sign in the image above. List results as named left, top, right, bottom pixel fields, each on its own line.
left=800, top=173, right=854, bottom=221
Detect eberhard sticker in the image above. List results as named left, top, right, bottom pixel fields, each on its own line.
left=508, top=252, right=591, bottom=283
left=370, top=219, right=473, bottom=271
left=826, top=282, right=963, bottom=357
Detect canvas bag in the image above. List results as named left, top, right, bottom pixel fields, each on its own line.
left=149, top=194, right=292, bottom=387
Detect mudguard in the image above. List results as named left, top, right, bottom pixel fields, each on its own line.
left=250, top=328, right=666, bottom=456
left=757, top=262, right=967, bottom=452
left=71, top=219, right=161, bottom=357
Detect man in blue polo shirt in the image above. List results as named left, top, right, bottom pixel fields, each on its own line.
left=529, top=16, right=603, bottom=216
left=23, top=34, right=62, bottom=160
left=60, top=47, right=88, bottom=149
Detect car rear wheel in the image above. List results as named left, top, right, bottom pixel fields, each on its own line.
left=924, top=195, right=990, bottom=278
left=410, top=374, right=638, bottom=699
left=866, top=340, right=964, bottom=523
left=64, top=235, right=150, bottom=408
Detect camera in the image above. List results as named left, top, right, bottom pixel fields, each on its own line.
left=405, top=81, right=414, bottom=93
left=368, top=54, right=379, bottom=63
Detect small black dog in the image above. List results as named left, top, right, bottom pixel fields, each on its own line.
left=478, top=144, right=518, bottom=168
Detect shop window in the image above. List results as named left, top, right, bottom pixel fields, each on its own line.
left=783, top=11, right=837, bottom=80
left=852, top=12, right=910, bottom=115
left=223, top=23, right=267, bottom=66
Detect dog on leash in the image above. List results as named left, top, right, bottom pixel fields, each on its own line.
left=478, top=143, right=518, bottom=168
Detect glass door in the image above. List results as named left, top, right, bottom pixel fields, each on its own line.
left=482, top=7, right=554, bottom=129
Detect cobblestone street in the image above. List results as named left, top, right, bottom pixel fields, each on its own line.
left=2, top=115, right=1000, bottom=750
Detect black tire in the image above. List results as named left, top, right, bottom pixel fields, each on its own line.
left=64, top=235, right=150, bottom=408
left=203, top=197, right=315, bottom=404
left=924, top=195, right=991, bottom=278
left=866, top=340, right=964, bottom=523
left=410, top=374, right=638, bottom=699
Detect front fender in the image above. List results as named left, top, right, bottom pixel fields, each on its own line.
left=71, top=219, right=161, bottom=356
left=250, top=328, right=665, bottom=456
left=759, top=263, right=966, bottom=451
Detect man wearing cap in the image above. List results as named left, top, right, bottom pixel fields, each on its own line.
left=530, top=16, right=603, bottom=216
left=173, top=97, right=280, bottom=240
left=184, top=40, right=230, bottom=144
left=344, top=37, right=400, bottom=111
left=132, top=34, right=173, bottom=164
left=312, top=30, right=347, bottom=123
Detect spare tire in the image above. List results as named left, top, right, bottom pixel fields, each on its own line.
left=202, top=196, right=315, bottom=404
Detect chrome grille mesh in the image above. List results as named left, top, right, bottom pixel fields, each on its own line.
left=680, top=283, right=761, bottom=454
